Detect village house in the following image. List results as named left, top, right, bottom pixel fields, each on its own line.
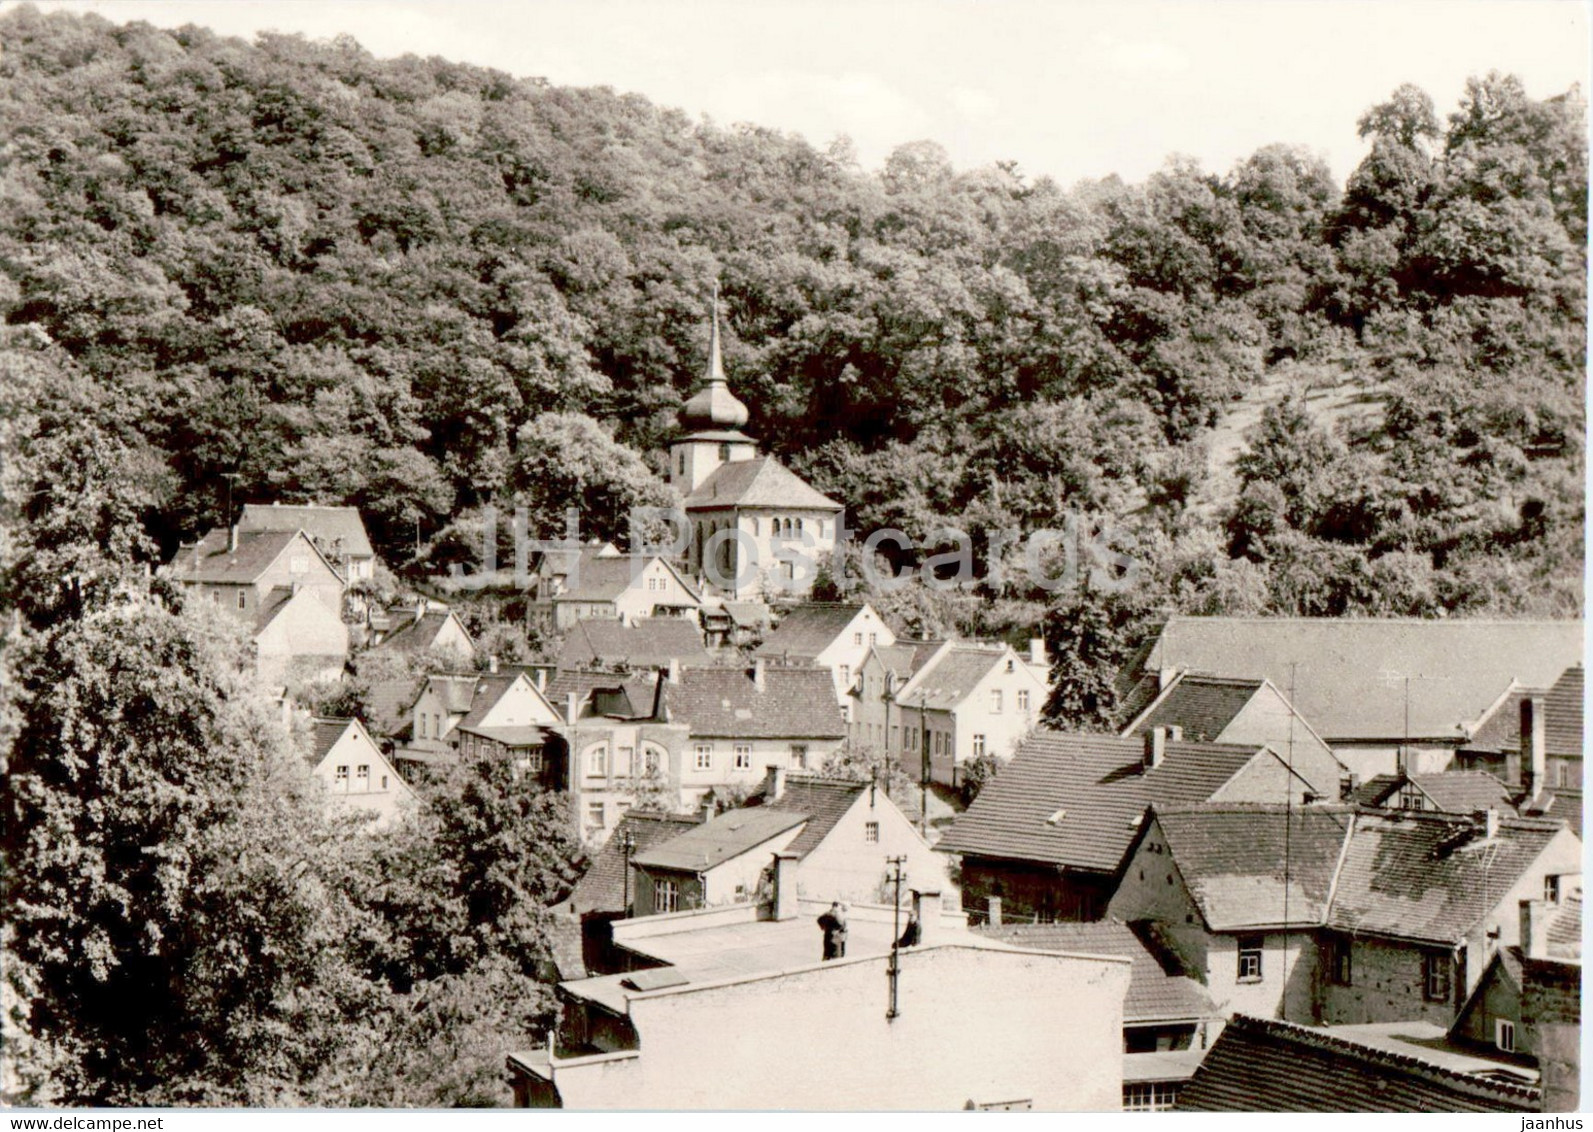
left=305, top=717, right=415, bottom=829
left=557, top=669, right=689, bottom=841
left=450, top=670, right=566, bottom=780
left=671, top=299, right=844, bottom=601
left=848, top=638, right=945, bottom=748
left=1175, top=1014, right=1541, bottom=1113
left=1117, top=617, right=1584, bottom=781
left=1451, top=890, right=1580, bottom=1076
left=1108, top=804, right=1582, bottom=1029
left=401, top=673, right=479, bottom=754
left=529, top=542, right=620, bottom=604
left=1119, top=672, right=1346, bottom=791
left=666, top=661, right=847, bottom=789
left=1347, top=769, right=1516, bottom=815
left=698, top=599, right=771, bottom=649
left=627, top=766, right=949, bottom=916
left=366, top=602, right=476, bottom=663
left=754, top=601, right=896, bottom=702
left=506, top=884, right=1128, bottom=1111
left=1457, top=665, right=1583, bottom=836
left=890, top=640, right=1051, bottom=787
left=551, top=554, right=703, bottom=630
left=236, top=502, right=377, bottom=582
left=936, top=729, right=1350, bottom=924
left=556, top=617, right=713, bottom=672
left=975, top=920, right=1222, bottom=1112
left=169, top=527, right=349, bottom=687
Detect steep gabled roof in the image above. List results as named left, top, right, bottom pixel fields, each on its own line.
left=567, top=811, right=706, bottom=916
left=374, top=609, right=473, bottom=655
left=1134, top=617, right=1583, bottom=742
left=1153, top=805, right=1355, bottom=931
left=754, top=603, right=872, bottom=661
left=1467, top=665, right=1584, bottom=757
left=177, top=528, right=311, bottom=585
left=554, top=556, right=702, bottom=605
left=975, top=920, right=1217, bottom=1026
left=422, top=673, right=482, bottom=715
left=1545, top=892, right=1582, bottom=961
left=934, top=732, right=1262, bottom=873
left=667, top=667, right=846, bottom=740
left=237, top=503, right=374, bottom=559
left=869, top=639, right=945, bottom=680
left=895, top=645, right=1009, bottom=711
left=631, top=808, right=808, bottom=872
left=309, top=718, right=354, bottom=764
left=455, top=673, right=551, bottom=732
left=1327, top=810, right=1571, bottom=945
left=1349, top=772, right=1516, bottom=815
left=1122, top=674, right=1266, bottom=742
left=683, top=456, right=842, bottom=511
left=746, top=775, right=868, bottom=859
left=1176, top=1014, right=1540, bottom=1112
left=364, top=675, right=428, bottom=736
left=557, top=617, right=712, bottom=670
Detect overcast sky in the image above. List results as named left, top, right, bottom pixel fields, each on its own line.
left=33, top=0, right=1592, bottom=185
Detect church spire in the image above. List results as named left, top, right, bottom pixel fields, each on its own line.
left=678, top=279, right=750, bottom=432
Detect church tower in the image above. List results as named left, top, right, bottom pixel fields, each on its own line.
left=670, top=285, right=759, bottom=493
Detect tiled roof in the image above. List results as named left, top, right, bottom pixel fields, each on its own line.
left=374, top=610, right=469, bottom=655
left=545, top=669, right=648, bottom=722
left=721, top=601, right=772, bottom=629
left=746, top=775, right=867, bottom=859
left=1529, top=789, right=1583, bottom=838
left=1136, top=617, right=1583, bottom=741
left=754, top=603, right=870, bottom=661
left=557, top=617, right=712, bottom=670
left=1467, top=665, right=1584, bottom=757
left=309, top=718, right=352, bottom=763
left=364, top=675, right=427, bottom=736
left=870, top=639, right=945, bottom=680
left=425, top=673, right=481, bottom=715
left=1545, top=893, right=1582, bottom=960
left=1349, top=772, right=1516, bottom=815
left=555, top=556, right=700, bottom=604
left=1176, top=1014, right=1540, bottom=1112
left=254, top=586, right=296, bottom=631
left=631, top=808, right=808, bottom=872
left=455, top=674, right=522, bottom=731
left=974, top=920, right=1217, bottom=1025
left=176, top=528, right=302, bottom=585
left=546, top=914, right=588, bottom=982
left=538, top=543, right=620, bottom=580
left=682, top=456, right=842, bottom=511
left=897, top=646, right=1007, bottom=711
left=567, top=811, right=706, bottom=916
left=1327, top=810, right=1571, bottom=945
left=1123, top=675, right=1265, bottom=742
left=237, top=503, right=374, bottom=559
left=1153, top=805, right=1355, bottom=931
left=934, top=732, right=1262, bottom=873
left=667, top=667, right=846, bottom=740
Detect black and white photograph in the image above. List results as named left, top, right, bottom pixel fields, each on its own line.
left=0, top=0, right=1587, bottom=1116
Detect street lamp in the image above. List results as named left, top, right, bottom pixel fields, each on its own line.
left=620, top=828, right=637, bottom=916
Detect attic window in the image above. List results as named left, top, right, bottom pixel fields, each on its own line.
left=1046, top=809, right=1066, bottom=825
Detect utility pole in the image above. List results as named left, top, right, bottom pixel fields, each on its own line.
left=621, top=828, right=637, bottom=916
left=886, top=855, right=906, bottom=1021
left=918, top=688, right=930, bottom=837
left=221, top=471, right=239, bottom=530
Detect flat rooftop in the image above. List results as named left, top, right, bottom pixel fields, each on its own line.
left=1324, top=1022, right=1538, bottom=1084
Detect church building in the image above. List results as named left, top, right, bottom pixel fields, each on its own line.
left=671, top=294, right=843, bottom=601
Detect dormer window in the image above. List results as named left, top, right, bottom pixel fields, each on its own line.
left=1046, top=809, right=1066, bottom=825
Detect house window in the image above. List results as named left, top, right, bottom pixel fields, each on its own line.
left=1545, top=874, right=1561, bottom=903
left=356, top=765, right=369, bottom=788
left=865, top=822, right=879, bottom=843
left=1237, top=936, right=1263, bottom=982
left=991, top=689, right=1003, bottom=713
left=1123, top=1083, right=1181, bottom=1112
left=718, top=443, right=731, bottom=461
left=644, top=746, right=662, bottom=774
left=972, top=734, right=986, bottom=758
left=734, top=744, right=752, bottom=769
left=587, top=746, right=608, bottom=777
left=789, top=744, right=808, bottom=769
left=335, top=765, right=349, bottom=787
left=694, top=744, right=713, bottom=771
left=1399, top=783, right=1425, bottom=811
left=869, top=632, right=877, bottom=646
left=1556, top=761, right=1573, bottom=788
left=839, top=665, right=850, bottom=689
left=1496, top=1019, right=1516, bottom=1053
left=211, top=590, right=222, bottom=604
left=1325, top=936, right=1352, bottom=985
left=1423, top=952, right=1451, bottom=1002
left=585, top=801, right=604, bottom=831
left=654, top=877, right=679, bottom=914
left=854, top=632, right=863, bottom=646
left=1018, top=689, right=1031, bottom=712
left=381, top=775, right=388, bottom=789
left=236, top=590, right=247, bottom=610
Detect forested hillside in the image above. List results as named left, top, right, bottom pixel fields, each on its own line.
left=2, top=5, right=1583, bottom=633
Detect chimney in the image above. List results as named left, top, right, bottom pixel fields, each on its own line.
left=534, top=667, right=547, bottom=691
left=228, top=525, right=238, bottom=553
left=565, top=692, right=579, bottom=724
left=1520, top=696, right=1547, bottom=797
left=700, top=797, right=717, bottom=824
left=987, top=894, right=1003, bottom=927
left=666, top=657, right=681, bottom=685
left=1520, top=897, right=1548, bottom=960
left=488, top=655, right=499, bottom=674
left=1028, top=638, right=1046, bottom=666
left=1482, top=807, right=1501, bottom=840
left=752, top=657, right=766, bottom=692
left=1144, top=726, right=1170, bottom=769
left=912, top=889, right=943, bottom=945
left=771, top=851, right=800, bottom=921
left=764, top=764, right=787, bottom=802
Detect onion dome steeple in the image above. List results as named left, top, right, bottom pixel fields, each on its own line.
left=678, top=281, right=750, bottom=433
